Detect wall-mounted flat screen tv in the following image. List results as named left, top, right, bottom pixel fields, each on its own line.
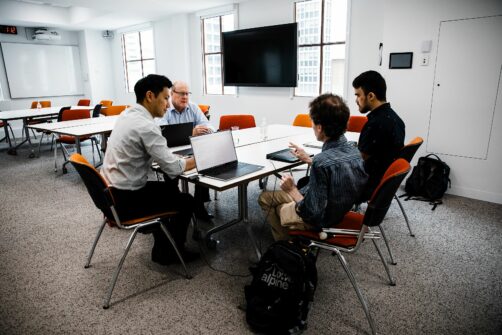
left=222, top=23, right=297, bottom=87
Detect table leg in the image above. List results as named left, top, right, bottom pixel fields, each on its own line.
left=204, top=183, right=262, bottom=259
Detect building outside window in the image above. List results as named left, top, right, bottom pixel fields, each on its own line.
left=122, top=29, right=156, bottom=93
left=202, top=14, right=236, bottom=95
left=295, top=0, right=348, bottom=97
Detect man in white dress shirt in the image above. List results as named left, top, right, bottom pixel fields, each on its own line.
left=157, top=81, right=215, bottom=220
left=101, top=74, right=198, bottom=265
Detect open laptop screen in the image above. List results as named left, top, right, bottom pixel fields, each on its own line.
left=190, top=131, right=237, bottom=171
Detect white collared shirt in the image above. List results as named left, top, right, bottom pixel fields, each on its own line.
left=101, top=104, right=185, bottom=190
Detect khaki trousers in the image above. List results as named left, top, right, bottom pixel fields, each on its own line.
left=258, top=190, right=310, bottom=241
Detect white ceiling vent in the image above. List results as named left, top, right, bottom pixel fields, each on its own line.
left=32, top=28, right=61, bottom=41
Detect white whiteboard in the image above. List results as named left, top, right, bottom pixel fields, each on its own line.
left=1, top=42, right=84, bottom=98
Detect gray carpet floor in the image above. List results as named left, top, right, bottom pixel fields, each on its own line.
left=0, top=141, right=501, bottom=335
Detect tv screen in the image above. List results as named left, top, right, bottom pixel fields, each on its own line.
left=222, top=23, right=297, bottom=87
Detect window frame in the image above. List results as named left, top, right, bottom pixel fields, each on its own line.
left=121, top=28, right=156, bottom=93
left=201, top=13, right=235, bottom=95
left=294, top=0, right=347, bottom=97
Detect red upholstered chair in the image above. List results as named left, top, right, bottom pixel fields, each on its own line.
left=54, top=108, right=100, bottom=174
left=292, top=113, right=312, bottom=127
left=289, top=159, right=411, bottom=335
left=347, top=115, right=368, bottom=133
left=219, top=114, right=256, bottom=130
left=69, top=153, right=193, bottom=309
left=77, top=99, right=91, bottom=106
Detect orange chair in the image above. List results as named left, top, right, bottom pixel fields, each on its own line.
left=289, top=159, right=411, bottom=335
left=77, top=99, right=91, bottom=106
left=69, top=153, right=193, bottom=308
left=99, top=100, right=113, bottom=107
left=0, top=121, right=15, bottom=145
left=198, top=104, right=210, bottom=119
left=347, top=115, right=368, bottom=133
left=31, top=101, right=52, bottom=108
left=394, top=137, right=424, bottom=237
left=27, top=100, right=53, bottom=139
left=292, top=114, right=312, bottom=127
left=101, top=105, right=128, bottom=116
left=219, top=115, right=256, bottom=131
left=55, top=108, right=100, bottom=173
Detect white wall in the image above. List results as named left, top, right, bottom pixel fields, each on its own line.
left=80, top=30, right=115, bottom=105
left=380, top=0, right=502, bottom=203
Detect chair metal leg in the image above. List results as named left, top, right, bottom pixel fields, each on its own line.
left=333, top=249, right=377, bottom=335
left=159, top=223, right=192, bottom=279
left=378, top=225, right=397, bottom=265
left=394, top=195, right=415, bottom=237
left=103, top=227, right=139, bottom=309
left=371, top=239, right=396, bottom=286
left=85, top=219, right=107, bottom=268
left=214, top=189, right=218, bottom=200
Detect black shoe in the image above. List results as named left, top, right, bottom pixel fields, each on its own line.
left=195, top=207, right=214, bottom=220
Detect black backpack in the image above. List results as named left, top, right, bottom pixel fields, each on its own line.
left=404, top=154, right=451, bottom=209
left=244, top=239, right=317, bottom=334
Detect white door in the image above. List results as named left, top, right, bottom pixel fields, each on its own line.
left=427, top=15, right=502, bottom=159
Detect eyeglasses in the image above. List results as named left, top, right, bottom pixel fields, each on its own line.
left=173, top=90, right=192, bottom=97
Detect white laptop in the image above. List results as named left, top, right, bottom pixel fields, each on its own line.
left=190, top=130, right=263, bottom=181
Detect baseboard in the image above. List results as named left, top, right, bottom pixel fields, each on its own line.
left=448, top=186, right=502, bottom=204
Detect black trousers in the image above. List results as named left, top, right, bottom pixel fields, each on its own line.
left=111, top=180, right=194, bottom=250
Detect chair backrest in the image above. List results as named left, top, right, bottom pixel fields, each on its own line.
left=198, top=104, right=210, bottom=115
left=32, top=101, right=52, bottom=108
left=101, top=105, right=128, bottom=116
left=60, top=108, right=90, bottom=122
left=292, top=114, right=312, bottom=127
left=398, top=137, right=424, bottom=163
left=99, top=100, right=113, bottom=107
left=77, top=99, right=91, bottom=106
left=56, top=107, right=72, bottom=122
left=92, top=104, right=103, bottom=118
left=363, top=159, right=410, bottom=227
left=219, top=114, right=256, bottom=130
left=69, top=153, right=115, bottom=220
left=347, top=115, right=368, bottom=133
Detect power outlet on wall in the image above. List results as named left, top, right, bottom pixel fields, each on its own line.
left=420, top=55, right=429, bottom=66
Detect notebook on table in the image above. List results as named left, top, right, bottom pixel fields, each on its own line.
left=266, top=148, right=313, bottom=163
left=161, top=122, right=194, bottom=155
left=190, top=130, right=264, bottom=181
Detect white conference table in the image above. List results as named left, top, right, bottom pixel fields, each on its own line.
left=177, top=126, right=359, bottom=255
left=0, top=105, right=99, bottom=156
left=28, top=115, right=118, bottom=154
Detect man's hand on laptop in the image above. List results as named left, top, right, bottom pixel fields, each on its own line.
left=193, top=125, right=211, bottom=136
left=289, top=142, right=313, bottom=165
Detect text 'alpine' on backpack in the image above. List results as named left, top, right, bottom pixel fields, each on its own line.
left=244, top=239, right=317, bottom=334
left=404, top=154, right=451, bottom=210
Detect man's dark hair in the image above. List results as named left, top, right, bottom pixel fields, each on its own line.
left=352, top=70, right=387, bottom=101
left=309, top=93, right=349, bottom=140
left=134, top=74, right=173, bottom=103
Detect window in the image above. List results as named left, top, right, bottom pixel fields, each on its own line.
left=122, top=29, right=156, bottom=93
left=295, top=0, right=348, bottom=97
left=201, top=14, right=236, bottom=95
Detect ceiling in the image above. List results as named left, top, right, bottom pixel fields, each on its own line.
left=0, top=0, right=246, bottom=30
